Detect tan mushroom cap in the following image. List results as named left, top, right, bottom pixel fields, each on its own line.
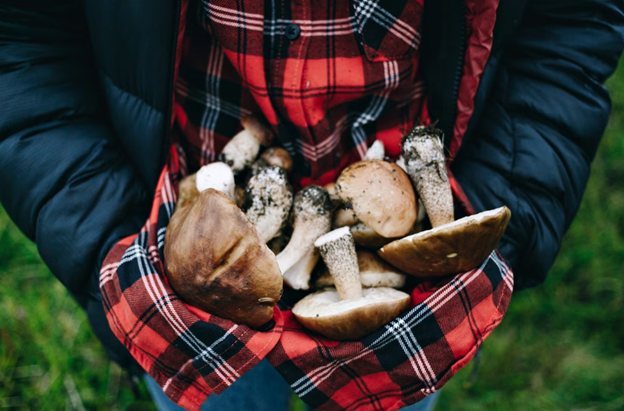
left=292, top=288, right=411, bottom=341
left=241, top=114, right=274, bottom=146
left=378, top=206, right=511, bottom=278
left=314, top=251, right=406, bottom=289
left=335, top=160, right=417, bottom=238
left=261, top=147, right=293, bottom=173
left=164, top=189, right=283, bottom=329
left=176, top=173, right=199, bottom=212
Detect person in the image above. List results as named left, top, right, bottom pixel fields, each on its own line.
left=1, top=0, right=623, bottom=410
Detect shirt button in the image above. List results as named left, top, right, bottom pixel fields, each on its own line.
left=285, top=23, right=301, bottom=40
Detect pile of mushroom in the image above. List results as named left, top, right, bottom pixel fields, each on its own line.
left=165, top=115, right=511, bottom=338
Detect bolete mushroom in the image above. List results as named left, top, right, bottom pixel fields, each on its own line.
left=400, top=126, right=453, bottom=228
left=195, top=161, right=236, bottom=202
left=242, top=166, right=293, bottom=243
left=314, top=250, right=406, bottom=289
left=379, top=206, right=511, bottom=278
left=377, top=126, right=511, bottom=278
left=164, top=189, right=283, bottom=328
left=334, top=160, right=417, bottom=238
left=276, top=186, right=332, bottom=290
left=219, top=115, right=274, bottom=174
left=292, top=227, right=411, bottom=340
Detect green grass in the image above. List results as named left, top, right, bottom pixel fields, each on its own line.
left=2, top=62, right=624, bottom=410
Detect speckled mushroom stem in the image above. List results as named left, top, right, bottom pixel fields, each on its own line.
left=276, top=186, right=332, bottom=276
left=242, top=166, right=293, bottom=243
left=314, top=227, right=362, bottom=301
left=402, top=126, right=454, bottom=228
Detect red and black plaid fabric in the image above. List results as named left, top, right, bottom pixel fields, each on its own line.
left=175, top=0, right=426, bottom=182
left=100, top=0, right=510, bottom=409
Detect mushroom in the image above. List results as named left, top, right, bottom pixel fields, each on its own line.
left=323, top=182, right=341, bottom=209
left=292, top=227, right=411, bottom=340
left=400, top=126, right=453, bottom=227
left=242, top=166, right=293, bottom=243
left=195, top=161, right=236, bottom=202
left=314, top=250, right=406, bottom=289
left=219, top=115, right=274, bottom=174
left=334, top=160, right=417, bottom=238
left=379, top=206, right=511, bottom=278
left=235, top=186, right=245, bottom=208
left=377, top=126, right=511, bottom=278
left=176, top=173, right=199, bottom=211
left=363, top=140, right=385, bottom=160
left=332, top=207, right=359, bottom=228
left=276, top=186, right=332, bottom=290
left=164, top=189, right=283, bottom=329
left=396, top=156, right=427, bottom=223
left=261, top=147, right=293, bottom=173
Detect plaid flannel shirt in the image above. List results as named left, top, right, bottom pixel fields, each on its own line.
left=100, top=0, right=511, bottom=409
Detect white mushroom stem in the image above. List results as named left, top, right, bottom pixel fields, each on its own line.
left=402, top=126, right=454, bottom=228
left=363, top=140, right=385, bottom=160
left=220, top=129, right=261, bottom=174
left=243, top=166, right=293, bottom=243
left=314, top=227, right=362, bottom=301
left=195, top=162, right=236, bottom=202
left=282, top=249, right=320, bottom=290
left=276, top=186, right=332, bottom=289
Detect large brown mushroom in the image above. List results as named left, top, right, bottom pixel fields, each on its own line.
left=164, top=189, right=283, bottom=329
left=377, top=126, right=511, bottom=278
left=334, top=160, right=417, bottom=238
left=292, top=228, right=411, bottom=340
left=379, top=206, right=511, bottom=277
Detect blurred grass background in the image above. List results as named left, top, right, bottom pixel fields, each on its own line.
left=2, top=60, right=624, bottom=410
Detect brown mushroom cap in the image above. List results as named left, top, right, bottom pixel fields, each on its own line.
left=261, top=148, right=293, bottom=173
left=292, top=287, right=411, bottom=340
left=164, top=189, right=283, bottom=329
left=176, top=173, right=199, bottom=212
left=314, top=251, right=406, bottom=289
left=241, top=114, right=274, bottom=146
left=335, top=160, right=417, bottom=238
left=378, top=206, right=511, bottom=278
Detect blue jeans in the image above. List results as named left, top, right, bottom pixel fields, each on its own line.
left=145, top=359, right=441, bottom=411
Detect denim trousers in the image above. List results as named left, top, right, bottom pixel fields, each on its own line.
left=145, top=359, right=441, bottom=411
